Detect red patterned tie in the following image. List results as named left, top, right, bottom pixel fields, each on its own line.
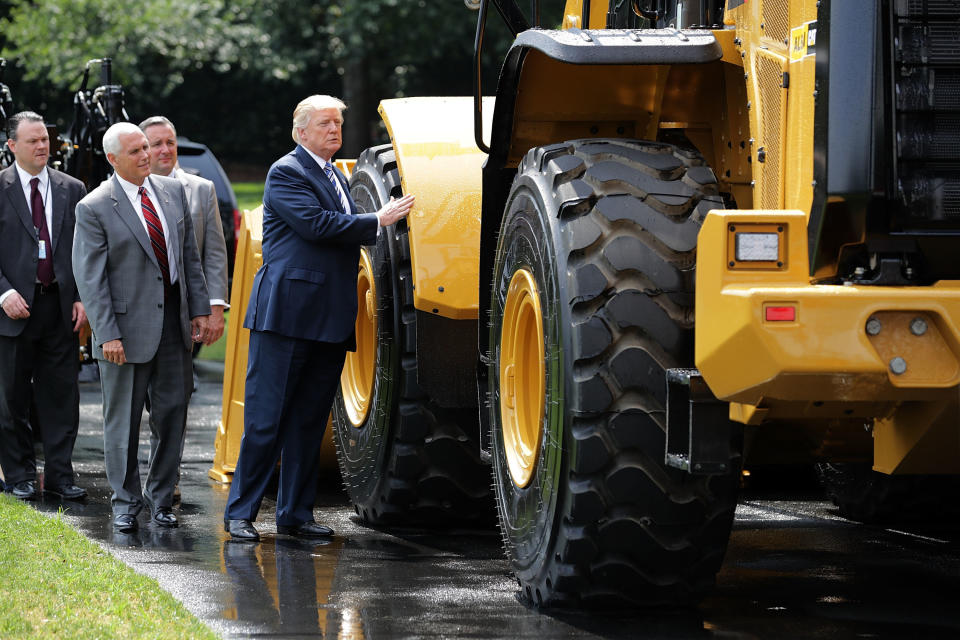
left=29, top=177, right=54, bottom=286
left=139, top=186, right=170, bottom=288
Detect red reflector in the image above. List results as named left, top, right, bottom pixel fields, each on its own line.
left=765, top=306, right=796, bottom=322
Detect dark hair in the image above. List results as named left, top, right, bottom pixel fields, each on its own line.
left=7, top=111, right=44, bottom=140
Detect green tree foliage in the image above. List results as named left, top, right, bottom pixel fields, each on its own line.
left=1, top=0, right=547, bottom=165
left=1, top=0, right=306, bottom=93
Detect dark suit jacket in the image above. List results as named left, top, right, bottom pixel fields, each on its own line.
left=244, top=145, right=378, bottom=346
left=0, top=165, right=87, bottom=337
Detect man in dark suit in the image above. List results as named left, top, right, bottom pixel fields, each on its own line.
left=223, top=95, right=414, bottom=541
left=0, top=111, right=88, bottom=501
left=73, top=122, right=213, bottom=532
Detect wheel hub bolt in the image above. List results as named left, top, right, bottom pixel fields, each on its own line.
left=889, top=357, right=907, bottom=375
left=910, top=317, right=927, bottom=336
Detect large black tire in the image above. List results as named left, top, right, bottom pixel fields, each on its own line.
left=331, top=145, right=491, bottom=525
left=489, top=139, right=741, bottom=607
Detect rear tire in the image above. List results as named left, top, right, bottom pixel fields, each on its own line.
left=331, top=145, right=491, bottom=525
left=489, top=139, right=740, bottom=607
left=816, top=463, right=960, bottom=523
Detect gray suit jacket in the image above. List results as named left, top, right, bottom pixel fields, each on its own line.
left=176, top=169, right=229, bottom=303
left=0, top=165, right=87, bottom=337
left=72, top=174, right=210, bottom=362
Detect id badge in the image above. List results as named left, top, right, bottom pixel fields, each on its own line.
left=38, top=239, right=47, bottom=260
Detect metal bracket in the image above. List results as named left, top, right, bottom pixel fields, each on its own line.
left=665, top=368, right=739, bottom=474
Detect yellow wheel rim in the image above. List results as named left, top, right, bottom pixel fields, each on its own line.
left=341, top=248, right=377, bottom=427
left=499, top=268, right=546, bottom=488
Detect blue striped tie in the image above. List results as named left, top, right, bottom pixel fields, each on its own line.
left=323, top=163, right=350, bottom=212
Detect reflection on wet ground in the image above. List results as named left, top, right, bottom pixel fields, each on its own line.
left=22, top=363, right=960, bottom=638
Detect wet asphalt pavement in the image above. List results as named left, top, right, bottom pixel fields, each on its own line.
left=20, top=361, right=960, bottom=639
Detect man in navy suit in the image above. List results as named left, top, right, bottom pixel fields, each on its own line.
left=224, top=95, right=414, bottom=541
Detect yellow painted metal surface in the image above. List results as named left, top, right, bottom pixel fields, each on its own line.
left=723, top=0, right=817, bottom=212
left=499, top=268, right=545, bottom=488
left=561, top=0, right=583, bottom=29
left=560, top=0, right=610, bottom=29
left=210, top=205, right=263, bottom=483
left=504, top=41, right=751, bottom=200
left=209, top=204, right=338, bottom=483
left=378, top=97, right=492, bottom=320
left=696, top=210, right=960, bottom=411
left=874, top=396, right=960, bottom=474
left=340, top=247, right=376, bottom=427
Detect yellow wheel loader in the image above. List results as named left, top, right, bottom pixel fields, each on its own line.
left=215, top=0, right=960, bottom=608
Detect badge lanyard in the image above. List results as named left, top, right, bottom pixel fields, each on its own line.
left=35, top=178, right=52, bottom=260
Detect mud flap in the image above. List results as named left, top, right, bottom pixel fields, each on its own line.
left=665, top=368, right=741, bottom=474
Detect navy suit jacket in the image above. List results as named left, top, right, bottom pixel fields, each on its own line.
left=244, top=145, right=379, bottom=346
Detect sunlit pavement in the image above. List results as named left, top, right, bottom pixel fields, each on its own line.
left=24, top=361, right=960, bottom=639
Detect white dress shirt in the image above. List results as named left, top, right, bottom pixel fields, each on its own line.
left=301, top=147, right=352, bottom=214
left=0, top=164, right=55, bottom=305
left=114, top=174, right=179, bottom=285
left=15, top=163, right=53, bottom=237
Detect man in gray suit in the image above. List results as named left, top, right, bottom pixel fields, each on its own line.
left=73, top=122, right=213, bottom=532
left=0, top=111, right=88, bottom=501
left=139, top=115, right=229, bottom=501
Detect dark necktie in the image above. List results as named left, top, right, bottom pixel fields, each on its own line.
left=30, top=177, right=54, bottom=286
left=323, top=162, right=351, bottom=212
left=139, top=186, right=171, bottom=288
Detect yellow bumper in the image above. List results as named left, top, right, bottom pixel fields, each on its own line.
left=695, top=210, right=960, bottom=410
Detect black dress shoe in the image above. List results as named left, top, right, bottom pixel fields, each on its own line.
left=46, top=484, right=87, bottom=500
left=152, top=507, right=179, bottom=528
left=113, top=513, right=138, bottom=532
left=11, top=480, right=36, bottom=500
left=224, top=519, right=260, bottom=541
left=276, top=521, right=334, bottom=538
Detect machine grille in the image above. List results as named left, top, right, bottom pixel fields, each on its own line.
left=757, top=51, right=785, bottom=208
left=761, top=0, right=790, bottom=43
left=902, top=0, right=960, bottom=18
left=892, top=1, right=960, bottom=225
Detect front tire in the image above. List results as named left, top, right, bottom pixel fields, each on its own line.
left=331, top=145, right=491, bottom=525
left=489, top=139, right=740, bottom=607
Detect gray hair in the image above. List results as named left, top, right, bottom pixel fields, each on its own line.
left=7, top=111, right=44, bottom=140
left=102, top=122, right=144, bottom=156
left=138, top=115, right=177, bottom=136
left=291, top=95, right=346, bottom=144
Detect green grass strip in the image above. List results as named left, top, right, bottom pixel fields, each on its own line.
left=0, top=494, right=218, bottom=640
left=232, top=181, right=265, bottom=213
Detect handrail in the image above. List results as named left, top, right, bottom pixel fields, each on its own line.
left=473, top=0, right=532, bottom=154
left=473, top=0, right=491, bottom=153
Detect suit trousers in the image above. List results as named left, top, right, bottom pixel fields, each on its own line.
left=224, top=330, right=346, bottom=527
left=0, top=284, right=80, bottom=487
left=98, top=288, right=192, bottom=516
